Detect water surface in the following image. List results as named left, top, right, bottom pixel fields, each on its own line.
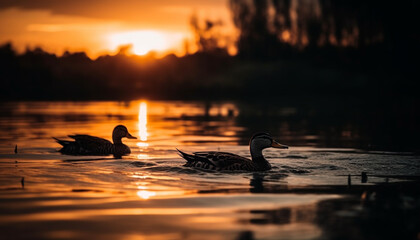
left=0, top=101, right=419, bottom=240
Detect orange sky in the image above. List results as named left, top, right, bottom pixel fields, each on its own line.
left=0, top=0, right=233, bottom=58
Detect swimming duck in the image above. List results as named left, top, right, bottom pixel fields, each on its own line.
left=177, top=132, right=288, bottom=171
left=54, top=125, right=136, bottom=158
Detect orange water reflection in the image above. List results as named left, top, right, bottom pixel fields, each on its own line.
left=136, top=101, right=149, bottom=159
left=0, top=101, right=416, bottom=240
left=0, top=193, right=332, bottom=240
left=0, top=101, right=243, bottom=150
left=137, top=101, right=148, bottom=142
left=137, top=190, right=156, bottom=200
left=130, top=172, right=190, bottom=200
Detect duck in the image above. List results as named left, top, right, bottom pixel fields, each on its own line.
left=54, top=125, right=136, bottom=158
left=177, top=132, right=288, bottom=171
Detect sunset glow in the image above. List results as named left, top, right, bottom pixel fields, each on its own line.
left=108, top=30, right=184, bottom=56
left=0, top=1, right=233, bottom=58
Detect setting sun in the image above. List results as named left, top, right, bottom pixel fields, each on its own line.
left=108, top=30, right=184, bottom=56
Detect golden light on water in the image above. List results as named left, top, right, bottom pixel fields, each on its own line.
left=137, top=142, right=149, bottom=147
left=137, top=101, right=149, bottom=148
left=137, top=190, right=156, bottom=200
left=136, top=154, right=149, bottom=159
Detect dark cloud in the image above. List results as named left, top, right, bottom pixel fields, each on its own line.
left=0, top=0, right=227, bottom=22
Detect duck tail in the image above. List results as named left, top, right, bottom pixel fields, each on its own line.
left=176, top=148, right=195, bottom=162
left=53, top=137, right=71, bottom=146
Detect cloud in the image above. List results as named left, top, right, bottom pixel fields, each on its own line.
left=0, top=0, right=228, bottom=22
left=27, top=23, right=120, bottom=32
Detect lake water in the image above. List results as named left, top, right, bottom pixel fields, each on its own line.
left=0, top=101, right=419, bottom=240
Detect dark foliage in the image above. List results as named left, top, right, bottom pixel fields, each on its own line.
left=229, top=0, right=419, bottom=66
left=0, top=44, right=232, bottom=100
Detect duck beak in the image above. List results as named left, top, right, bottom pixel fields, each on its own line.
left=126, top=132, right=137, bottom=139
left=271, top=140, right=288, bottom=149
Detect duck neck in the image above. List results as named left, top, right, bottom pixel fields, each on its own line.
left=112, top=136, right=122, bottom=145
left=250, top=145, right=266, bottom=162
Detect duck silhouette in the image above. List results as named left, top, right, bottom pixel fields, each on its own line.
left=177, top=132, right=288, bottom=171
left=54, top=125, right=136, bottom=158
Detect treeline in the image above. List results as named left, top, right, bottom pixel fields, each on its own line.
left=0, top=43, right=233, bottom=100
left=229, top=0, right=419, bottom=65
left=0, top=40, right=417, bottom=101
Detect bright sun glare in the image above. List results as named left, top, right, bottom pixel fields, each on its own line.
left=137, top=190, right=156, bottom=200
left=137, top=101, right=148, bottom=147
left=108, top=30, right=180, bottom=56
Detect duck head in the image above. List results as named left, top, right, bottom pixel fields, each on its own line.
left=112, top=125, right=137, bottom=144
left=250, top=132, right=288, bottom=159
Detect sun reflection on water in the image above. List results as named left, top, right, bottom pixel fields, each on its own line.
left=137, top=190, right=156, bottom=200
left=137, top=101, right=149, bottom=149
left=136, top=154, right=149, bottom=159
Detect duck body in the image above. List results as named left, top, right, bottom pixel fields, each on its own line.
left=55, top=135, right=130, bottom=156
left=178, top=133, right=288, bottom=172
left=54, top=125, right=136, bottom=157
left=179, top=150, right=271, bottom=171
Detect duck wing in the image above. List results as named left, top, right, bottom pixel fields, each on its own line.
left=69, top=135, right=113, bottom=151
left=194, top=151, right=250, bottom=166
left=69, top=134, right=111, bottom=146
left=55, top=135, right=113, bottom=155
left=177, top=149, right=251, bottom=170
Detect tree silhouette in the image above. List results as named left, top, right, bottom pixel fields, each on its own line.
left=229, top=0, right=419, bottom=62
